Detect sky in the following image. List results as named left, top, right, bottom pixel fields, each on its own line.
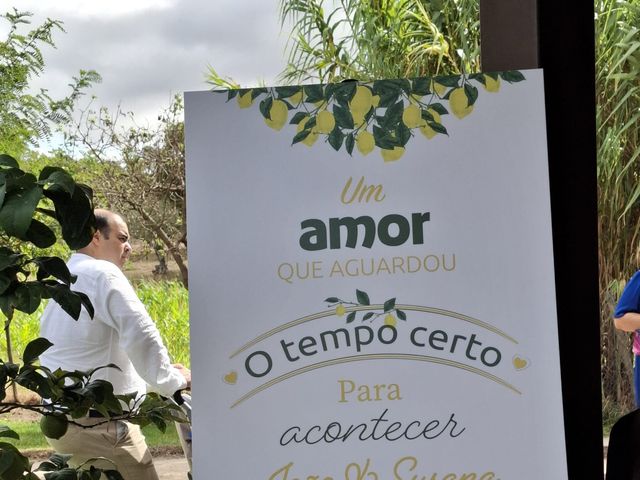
left=3, top=0, right=289, bottom=127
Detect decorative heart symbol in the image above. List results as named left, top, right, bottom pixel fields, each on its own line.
left=223, top=370, right=238, bottom=385
left=512, top=356, right=529, bottom=371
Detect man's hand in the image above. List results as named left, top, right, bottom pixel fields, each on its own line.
left=173, top=363, right=191, bottom=389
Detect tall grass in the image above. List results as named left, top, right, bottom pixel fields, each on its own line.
left=596, top=0, right=640, bottom=413
left=0, top=281, right=190, bottom=368
left=279, top=0, right=480, bottom=84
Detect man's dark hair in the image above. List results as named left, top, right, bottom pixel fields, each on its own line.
left=95, top=212, right=111, bottom=239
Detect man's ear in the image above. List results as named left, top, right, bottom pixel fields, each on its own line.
left=91, top=229, right=101, bottom=246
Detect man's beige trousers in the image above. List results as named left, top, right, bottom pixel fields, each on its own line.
left=46, top=417, right=159, bottom=480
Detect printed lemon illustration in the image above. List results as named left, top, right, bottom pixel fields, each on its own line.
left=40, top=413, right=69, bottom=439
left=352, top=110, right=366, bottom=128
left=350, top=86, right=374, bottom=115
left=335, top=305, right=346, bottom=316
left=289, top=90, right=303, bottom=104
left=484, top=76, right=500, bottom=92
left=237, top=90, right=253, bottom=109
left=316, top=110, right=336, bottom=134
left=431, top=80, right=447, bottom=97
left=356, top=130, right=375, bottom=155
left=449, top=88, right=473, bottom=119
left=264, top=100, right=288, bottom=131
left=420, top=108, right=442, bottom=139
left=381, top=146, right=405, bottom=162
left=0, top=448, right=29, bottom=480
left=402, top=104, right=425, bottom=128
left=372, top=95, right=380, bottom=108
left=297, top=117, right=318, bottom=146
left=384, top=314, right=397, bottom=327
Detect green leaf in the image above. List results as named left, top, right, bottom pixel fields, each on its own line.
left=334, top=81, right=357, bottom=103
left=0, top=248, right=23, bottom=272
left=25, top=219, right=56, bottom=248
left=251, top=88, right=268, bottom=100
left=0, top=155, right=19, bottom=169
left=324, top=297, right=340, bottom=303
left=428, top=103, right=449, bottom=115
left=356, top=289, right=370, bottom=305
left=0, top=181, right=6, bottom=211
left=412, top=78, right=431, bottom=96
left=333, top=104, right=354, bottom=129
left=373, top=125, right=397, bottom=149
left=500, top=70, right=526, bottom=83
left=346, top=312, right=356, bottom=324
left=13, top=283, right=42, bottom=314
left=39, top=167, right=75, bottom=196
left=47, top=284, right=82, bottom=320
left=383, top=298, right=396, bottom=312
left=464, top=83, right=479, bottom=106
left=397, top=309, right=407, bottom=321
left=303, top=85, right=324, bottom=103
left=328, top=127, right=345, bottom=151
left=259, top=97, right=274, bottom=120
left=428, top=121, right=448, bottom=135
left=275, top=86, right=301, bottom=99
left=433, top=75, right=461, bottom=87
left=363, top=312, right=374, bottom=321
left=395, top=124, right=412, bottom=146
left=43, top=184, right=95, bottom=250
left=23, top=337, right=54, bottom=364
left=0, top=426, right=19, bottom=440
left=0, top=184, right=43, bottom=238
left=292, top=129, right=312, bottom=146
left=345, top=133, right=355, bottom=155
left=35, top=257, right=75, bottom=285
left=381, top=101, right=404, bottom=130
left=74, top=290, right=94, bottom=318
left=289, top=112, right=308, bottom=125
left=226, top=89, right=238, bottom=101
left=0, top=275, right=11, bottom=295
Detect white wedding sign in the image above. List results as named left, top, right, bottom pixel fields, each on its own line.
left=185, top=68, right=567, bottom=479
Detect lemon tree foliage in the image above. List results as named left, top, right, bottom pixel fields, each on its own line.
left=0, top=9, right=100, bottom=158
left=326, top=289, right=406, bottom=327
left=225, top=72, right=524, bottom=162
left=0, top=156, right=187, bottom=480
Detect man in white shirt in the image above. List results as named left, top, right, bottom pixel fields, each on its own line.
left=40, top=209, right=191, bottom=480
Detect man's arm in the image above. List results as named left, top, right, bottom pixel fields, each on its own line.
left=614, top=312, right=640, bottom=332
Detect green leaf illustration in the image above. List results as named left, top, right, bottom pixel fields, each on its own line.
left=346, top=312, right=356, bottom=324
left=290, top=112, right=308, bottom=125
left=356, top=289, right=370, bottom=305
left=325, top=297, right=340, bottom=303
left=500, top=71, right=526, bottom=83
left=397, top=310, right=407, bottom=321
left=333, top=104, right=354, bottom=129
left=259, top=97, right=273, bottom=120
left=328, top=128, right=345, bottom=151
left=383, top=298, right=396, bottom=312
left=363, top=312, right=374, bottom=321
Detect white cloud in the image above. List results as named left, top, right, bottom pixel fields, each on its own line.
left=3, top=0, right=288, bottom=127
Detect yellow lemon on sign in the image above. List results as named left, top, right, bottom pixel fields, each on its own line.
left=420, top=108, right=441, bottom=139
left=356, top=130, right=375, bottom=156
left=336, top=305, right=346, bottom=316
left=449, top=88, right=473, bottom=119
left=384, top=314, right=397, bottom=327
left=431, top=80, right=447, bottom=97
left=265, top=100, right=288, bottom=130
left=352, top=109, right=367, bottom=128
left=402, top=104, right=425, bottom=128
left=290, top=90, right=303, bottom=104
left=484, top=75, right=500, bottom=92
left=381, top=146, right=405, bottom=162
left=350, top=86, right=374, bottom=113
left=316, top=110, right=336, bottom=134
left=237, top=90, right=253, bottom=108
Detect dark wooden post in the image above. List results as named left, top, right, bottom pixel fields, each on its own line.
left=480, top=1, right=602, bottom=479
